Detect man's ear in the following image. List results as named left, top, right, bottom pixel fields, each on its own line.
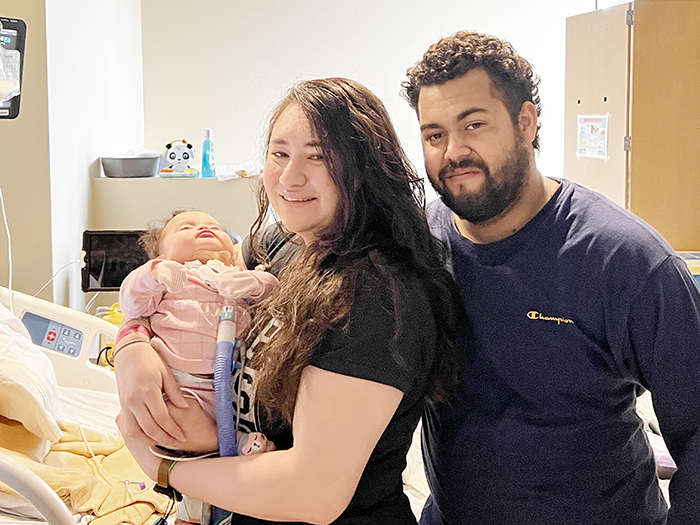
left=517, top=101, right=538, bottom=144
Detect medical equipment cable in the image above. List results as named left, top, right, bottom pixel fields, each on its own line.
left=96, top=343, right=115, bottom=368
left=32, top=259, right=80, bottom=297
left=0, top=182, right=84, bottom=310
left=153, top=495, right=176, bottom=525
left=77, top=421, right=179, bottom=522
left=0, top=184, right=14, bottom=313
left=84, top=290, right=102, bottom=313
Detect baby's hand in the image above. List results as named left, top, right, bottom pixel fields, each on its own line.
left=196, top=259, right=229, bottom=288
left=151, top=260, right=187, bottom=293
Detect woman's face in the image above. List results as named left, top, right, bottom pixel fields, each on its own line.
left=263, top=103, right=340, bottom=244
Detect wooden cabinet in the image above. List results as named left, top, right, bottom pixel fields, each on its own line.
left=564, top=0, right=700, bottom=250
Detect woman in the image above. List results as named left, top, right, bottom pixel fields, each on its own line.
left=115, top=77, right=460, bottom=524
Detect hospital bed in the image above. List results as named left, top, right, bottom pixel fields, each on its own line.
left=0, top=286, right=172, bottom=524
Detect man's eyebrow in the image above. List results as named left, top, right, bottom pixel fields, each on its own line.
left=456, top=107, right=487, bottom=121
left=420, top=107, right=488, bottom=132
left=420, top=122, right=441, bottom=132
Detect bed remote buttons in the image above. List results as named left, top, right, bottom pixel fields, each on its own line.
left=20, top=311, right=83, bottom=357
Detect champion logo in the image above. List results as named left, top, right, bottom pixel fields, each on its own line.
left=527, top=311, right=574, bottom=325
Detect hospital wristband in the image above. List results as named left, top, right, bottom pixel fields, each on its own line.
left=115, top=323, right=151, bottom=344
left=112, top=338, right=150, bottom=359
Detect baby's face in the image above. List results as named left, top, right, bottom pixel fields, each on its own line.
left=159, top=211, right=235, bottom=264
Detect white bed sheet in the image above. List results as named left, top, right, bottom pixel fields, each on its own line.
left=54, top=386, right=120, bottom=438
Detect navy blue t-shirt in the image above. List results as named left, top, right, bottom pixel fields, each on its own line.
left=422, top=179, right=700, bottom=525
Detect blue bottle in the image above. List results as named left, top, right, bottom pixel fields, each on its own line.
left=201, top=129, right=216, bottom=178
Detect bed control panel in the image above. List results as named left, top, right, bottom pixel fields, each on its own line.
left=21, top=311, right=83, bottom=357
left=1, top=286, right=117, bottom=393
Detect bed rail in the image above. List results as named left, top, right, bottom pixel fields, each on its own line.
left=0, top=286, right=117, bottom=394
left=0, top=453, right=75, bottom=525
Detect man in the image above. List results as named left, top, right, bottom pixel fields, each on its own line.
left=402, top=30, right=700, bottom=525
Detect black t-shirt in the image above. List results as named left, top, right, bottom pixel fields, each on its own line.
left=241, top=223, right=301, bottom=276
left=231, top=260, right=436, bottom=524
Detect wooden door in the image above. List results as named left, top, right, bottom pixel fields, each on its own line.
left=629, top=0, right=700, bottom=250
left=564, top=3, right=632, bottom=207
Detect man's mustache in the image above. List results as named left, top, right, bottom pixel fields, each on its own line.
left=438, top=157, right=489, bottom=183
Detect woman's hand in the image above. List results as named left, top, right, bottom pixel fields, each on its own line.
left=116, top=401, right=219, bottom=481
left=164, top=396, right=219, bottom=453
left=116, top=411, right=161, bottom=481
left=164, top=366, right=403, bottom=523
left=114, top=336, right=188, bottom=448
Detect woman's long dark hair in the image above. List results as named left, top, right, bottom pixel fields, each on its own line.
left=247, top=77, right=460, bottom=423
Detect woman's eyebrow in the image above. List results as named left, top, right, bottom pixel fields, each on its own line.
left=270, top=138, right=322, bottom=148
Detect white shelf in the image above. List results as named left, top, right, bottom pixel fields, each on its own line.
left=89, top=176, right=261, bottom=239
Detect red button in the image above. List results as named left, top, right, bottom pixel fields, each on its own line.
left=47, top=331, right=56, bottom=342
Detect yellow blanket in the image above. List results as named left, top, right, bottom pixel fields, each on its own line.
left=0, top=419, right=173, bottom=524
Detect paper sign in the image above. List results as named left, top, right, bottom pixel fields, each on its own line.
left=577, top=114, right=609, bottom=160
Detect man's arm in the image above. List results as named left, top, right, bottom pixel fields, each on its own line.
left=629, top=256, right=700, bottom=523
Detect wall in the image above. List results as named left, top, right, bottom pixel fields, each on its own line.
left=0, top=0, right=52, bottom=301
left=140, top=0, right=595, bottom=208
left=564, top=0, right=700, bottom=250
left=46, top=0, right=144, bottom=309
left=2, top=0, right=598, bottom=309
left=0, top=0, right=143, bottom=309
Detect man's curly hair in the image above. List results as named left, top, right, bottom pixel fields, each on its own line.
left=401, top=30, right=542, bottom=150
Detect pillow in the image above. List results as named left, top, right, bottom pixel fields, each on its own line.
left=0, top=302, right=62, bottom=459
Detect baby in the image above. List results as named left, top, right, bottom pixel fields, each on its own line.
left=120, top=210, right=278, bottom=441
left=119, top=211, right=278, bottom=434
left=119, top=210, right=277, bottom=523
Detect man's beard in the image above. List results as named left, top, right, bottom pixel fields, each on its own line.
left=428, top=137, right=531, bottom=224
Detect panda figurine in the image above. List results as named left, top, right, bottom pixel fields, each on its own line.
left=159, top=139, right=200, bottom=178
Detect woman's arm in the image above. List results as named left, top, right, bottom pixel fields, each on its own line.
left=113, top=319, right=189, bottom=447
left=119, top=365, right=403, bottom=525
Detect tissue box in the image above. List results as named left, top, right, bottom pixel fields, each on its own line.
left=101, top=156, right=160, bottom=178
